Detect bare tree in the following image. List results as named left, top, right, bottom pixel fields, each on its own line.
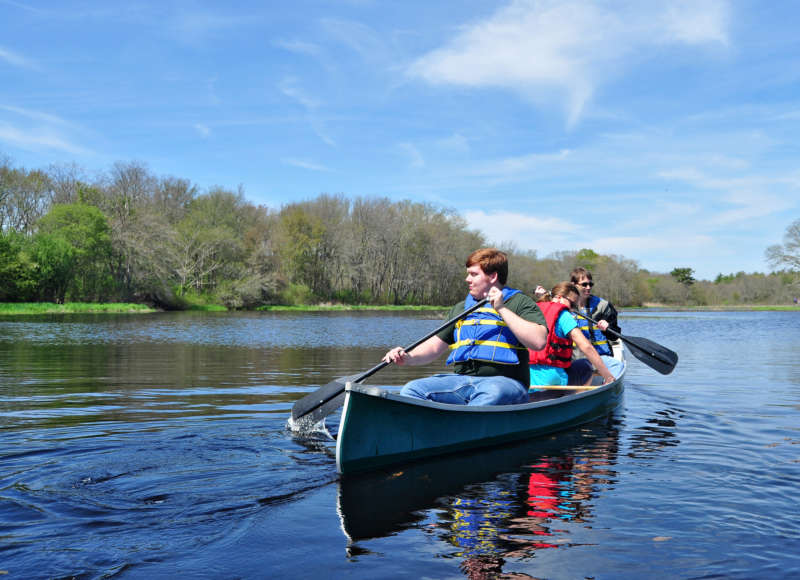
left=766, top=219, right=800, bottom=271
left=0, top=159, right=53, bottom=233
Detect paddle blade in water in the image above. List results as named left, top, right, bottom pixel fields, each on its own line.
left=291, top=375, right=355, bottom=424
left=622, top=335, right=678, bottom=375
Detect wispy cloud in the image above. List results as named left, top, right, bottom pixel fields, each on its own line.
left=282, top=157, right=330, bottom=172
left=0, top=122, right=91, bottom=155
left=274, top=39, right=322, bottom=57
left=165, top=6, right=245, bottom=45
left=436, top=133, right=470, bottom=154
left=408, top=0, right=729, bottom=126
left=320, top=18, right=386, bottom=63
left=658, top=167, right=796, bottom=226
left=193, top=123, right=210, bottom=138
left=278, top=77, right=337, bottom=146
left=466, top=149, right=571, bottom=182
left=398, top=142, right=425, bottom=168
left=463, top=209, right=580, bottom=251
left=0, top=104, right=91, bottom=155
left=278, top=77, right=320, bottom=110
left=661, top=0, right=730, bottom=45
left=0, top=45, right=39, bottom=70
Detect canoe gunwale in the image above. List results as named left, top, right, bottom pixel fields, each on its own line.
left=344, top=379, right=617, bottom=413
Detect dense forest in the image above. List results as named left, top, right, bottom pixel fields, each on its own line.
left=1, top=156, right=798, bottom=309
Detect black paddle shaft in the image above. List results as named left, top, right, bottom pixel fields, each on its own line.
left=290, top=298, right=490, bottom=423
left=574, top=311, right=678, bottom=375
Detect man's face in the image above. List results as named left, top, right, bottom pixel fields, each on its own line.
left=465, top=264, right=497, bottom=298
left=577, top=275, right=594, bottom=300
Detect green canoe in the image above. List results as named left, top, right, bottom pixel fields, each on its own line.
left=335, top=346, right=626, bottom=475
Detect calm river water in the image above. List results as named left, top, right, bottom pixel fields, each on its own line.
left=1, top=310, right=798, bottom=579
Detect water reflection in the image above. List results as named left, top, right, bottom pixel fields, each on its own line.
left=626, top=408, right=684, bottom=459
left=338, top=416, right=624, bottom=575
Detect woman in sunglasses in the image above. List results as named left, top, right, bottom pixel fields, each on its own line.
left=570, top=267, right=624, bottom=378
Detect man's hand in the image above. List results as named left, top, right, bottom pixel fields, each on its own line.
left=486, top=286, right=505, bottom=311
left=382, top=346, right=409, bottom=366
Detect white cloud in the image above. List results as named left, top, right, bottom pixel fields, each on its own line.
left=0, top=46, right=38, bottom=70
left=436, top=132, right=470, bottom=154
left=0, top=122, right=90, bottom=155
left=194, top=123, right=210, bottom=137
left=0, top=104, right=91, bottom=155
left=282, top=157, right=329, bottom=172
left=408, top=0, right=729, bottom=126
left=167, top=7, right=244, bottom=45
left=398, top=142, right=425, bottom=168
left=320, top=18, right=385, bottom=62
left=0, top=104, right=73, bottom=126
left=463, top=209, right=579, bottom=252
left=466, top=149, right=571, bottom=183
left=658, top=167, right=796, bottom=226
left=278, top=77, right=320, bottom=110
left=661, top=0, right=729, bottom=45
left=274, top=39, right=322, bottom=57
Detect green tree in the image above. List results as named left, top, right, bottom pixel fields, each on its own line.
left=670, top=267, right=696, bottom=286
left=574, top=248, right=600, bottom=271
left=0, top=230, right=37, bottom=301
left=32, top=234, right=75, bottom=302
left=37, top=203, right=113, bottom=300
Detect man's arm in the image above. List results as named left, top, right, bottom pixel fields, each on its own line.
left=596, top=300, right=621, bottom=334
left=382, top=335, right=449, bottom=366
left=489, top=287, right=547, bottom=351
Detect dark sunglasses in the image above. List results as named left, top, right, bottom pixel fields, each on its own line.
left=579, top=282, right=594, bottom=288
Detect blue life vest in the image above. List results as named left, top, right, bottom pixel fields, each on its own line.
left=575, top=295, right=611, bottom=356
left=446, top=288, right=528, bottom=366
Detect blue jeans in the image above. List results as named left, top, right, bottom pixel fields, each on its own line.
left=400, top=373, right=529, bottom=406
left=600, top=355, right=625, bottom=378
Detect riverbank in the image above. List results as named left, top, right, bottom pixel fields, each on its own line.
left=0, top=302, right=446, bottom=315
left=0, top=302, right=158, bottom=315
left=638, top=302, right=799, bottom=311
left=2, top=302, right=797, bottom=315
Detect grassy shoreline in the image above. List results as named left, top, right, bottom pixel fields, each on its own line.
left=1, top=302, right=798, bottom=315
left=0, top=302, right=157, bottom=315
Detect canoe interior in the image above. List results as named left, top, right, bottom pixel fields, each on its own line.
left=336, top=342, right=625, bottom=475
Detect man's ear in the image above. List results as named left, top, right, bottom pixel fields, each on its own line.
left=488, top=271, right=499, bottom=284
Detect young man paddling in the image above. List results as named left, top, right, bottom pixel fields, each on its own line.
left=382, top=248, right=548, bottom=405
left=570, top=267, right=624, bottom=378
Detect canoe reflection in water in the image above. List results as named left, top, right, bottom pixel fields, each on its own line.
left=338, top=416, right=621, bottom=575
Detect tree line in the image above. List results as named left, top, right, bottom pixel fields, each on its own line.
left=1, top=156, right=798, bottom=309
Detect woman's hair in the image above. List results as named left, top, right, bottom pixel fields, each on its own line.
left=466, top=248, right=508, bottom=285
left=551, top=281, right=580, bottom=300
left=533, top=285, right=552, bottom=302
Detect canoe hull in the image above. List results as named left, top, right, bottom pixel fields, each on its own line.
left=336, top=367, right=624, bottom=475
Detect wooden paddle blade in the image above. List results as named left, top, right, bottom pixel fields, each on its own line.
left=620, top=335, right=678, bottom=375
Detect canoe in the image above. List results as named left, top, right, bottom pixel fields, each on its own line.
left=335, top=343, right=626, bottom=475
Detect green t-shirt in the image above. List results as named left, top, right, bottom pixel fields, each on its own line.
left=436, top=292, right=546, bottom=385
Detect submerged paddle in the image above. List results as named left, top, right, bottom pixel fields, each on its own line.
left=574, top=312, right=678, bottom=375
left=290, top=298, right=490, bottom=425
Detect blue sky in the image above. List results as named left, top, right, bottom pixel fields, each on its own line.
left=1, top=0, right=798, bottom=281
